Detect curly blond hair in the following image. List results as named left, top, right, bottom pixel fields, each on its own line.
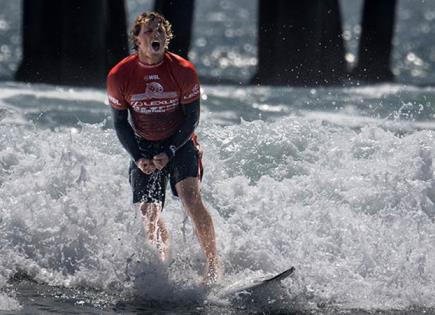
left=130, top=12, right=174, bottom=51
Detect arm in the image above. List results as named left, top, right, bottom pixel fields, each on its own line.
left=111, top=108, right=143, bottom=161
left=164, top=99, right=200, bottom=158
left=152, top=100, right=200, bottom=170
left=112, top=108, right=142, bottom=161
left=108, top=71, right=155, bottom=173
left=112, top=108, right=156, bottom=174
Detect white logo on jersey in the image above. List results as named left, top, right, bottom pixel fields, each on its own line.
left=132, top=101, right=178, bottom=113
left=131, top=82, right=177, bottom=101
left=145, top=82, right=164, bottom=94
left=108, top=94, right=121, bottom=106
left=144, top=74, right=160, bottom=80
left=183, top=84, right=200, bottom=100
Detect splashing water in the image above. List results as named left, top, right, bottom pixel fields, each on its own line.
left=1, top=83, right=435, bottom=313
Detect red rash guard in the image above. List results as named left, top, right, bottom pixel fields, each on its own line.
left=107, top=52, right=200, bottom=141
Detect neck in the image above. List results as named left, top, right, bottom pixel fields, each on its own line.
left=138, top=50, right=164, bottom=65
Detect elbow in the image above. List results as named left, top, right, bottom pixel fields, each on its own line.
left=113, top=120, right=128, bottom=136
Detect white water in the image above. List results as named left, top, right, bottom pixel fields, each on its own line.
left=1, top=82, right=435, bottom=312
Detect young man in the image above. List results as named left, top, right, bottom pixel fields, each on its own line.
left=107, top=12, right=219, bottom=284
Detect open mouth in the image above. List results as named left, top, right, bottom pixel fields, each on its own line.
left=151, top=41, right=161, bottom=52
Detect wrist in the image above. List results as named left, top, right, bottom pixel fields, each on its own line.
left=136, top=153, right=151, bottom=162
left=133, top=155, right=143, bottom=164
left=134, top=157, right=143, bottom=165
left=164, top=145, right=177, bottom=159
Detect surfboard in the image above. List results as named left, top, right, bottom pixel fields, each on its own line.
left=218, top=266, right=295, bottom=297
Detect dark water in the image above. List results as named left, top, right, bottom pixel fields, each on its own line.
left=1, top=0, right=435, bottom=84
left=4, top=280, right=435, bottom=315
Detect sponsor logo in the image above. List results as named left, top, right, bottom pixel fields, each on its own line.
left=183, top=84, right=200, bottom=100
left=132, top=102, right=178, bottom=113
left=130, top=82, right=177, bottom=101
left=108, top=94, right=121, bottom=106
left=144, top=74, right=160, bottom=80
left=145, top=82, right=164, bottom=94
left=132, top=98, right=178, bottom=108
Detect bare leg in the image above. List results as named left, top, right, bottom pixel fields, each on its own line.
left=156, top=218, right=170, bottom=262
left=140, top=202, right=170, bottom=262
left=175, top=177, right=219, bottom=284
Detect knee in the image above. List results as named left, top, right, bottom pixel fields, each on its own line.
left=186, top=202, right=212, bottom=225
left=180, top=190, right=203, bottom=212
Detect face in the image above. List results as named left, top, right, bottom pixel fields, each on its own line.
left=135, top=19, right=167, bottom=62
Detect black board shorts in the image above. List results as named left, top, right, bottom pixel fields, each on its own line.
left=129, top=139, right=201, bottom=206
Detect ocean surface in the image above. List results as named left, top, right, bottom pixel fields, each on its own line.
left=1, top=0, right=435, bottom=85
left=1, top=82, right=435, bottom=314
left=1, top=0, right=435, bottom=314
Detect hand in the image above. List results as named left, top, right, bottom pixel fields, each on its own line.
left=136, top=158, right=156, bottom=174
left=153, top=152, right=169, bottom=170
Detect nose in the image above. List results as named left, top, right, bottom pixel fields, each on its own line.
left=151, top=29, right=160, bottom=38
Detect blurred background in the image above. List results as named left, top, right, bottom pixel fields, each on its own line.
left=0, top=0, right=434, bottom=86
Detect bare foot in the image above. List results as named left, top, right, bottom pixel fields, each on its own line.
left=155, top=226, right=169, bottom=263
left=203, top=258, right=221, bottom=286
left=156, top=239, right=169, bottom=262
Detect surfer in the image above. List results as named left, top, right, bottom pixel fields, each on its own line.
left=107, top=11, right=219, bottom=285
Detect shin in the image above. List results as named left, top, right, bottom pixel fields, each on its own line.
left=140, top=202, right=170, bottom=261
